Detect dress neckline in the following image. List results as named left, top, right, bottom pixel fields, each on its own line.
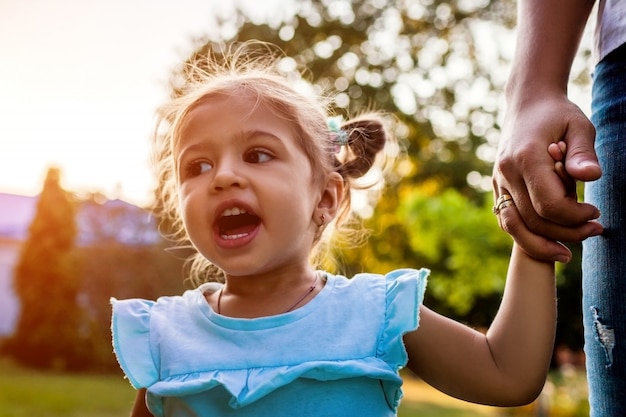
left=194, top=272, right=333, bottom=330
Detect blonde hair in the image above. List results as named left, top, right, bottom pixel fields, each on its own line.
left=152, top=41, right=395, bottom=284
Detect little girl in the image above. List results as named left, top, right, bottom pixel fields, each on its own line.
left=111, top=42, right=557, bottom=417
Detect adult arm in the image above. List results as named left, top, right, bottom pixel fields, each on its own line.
left=493, top=0, right=602, bottom=262
left=404, top=244, right=555, bottom=406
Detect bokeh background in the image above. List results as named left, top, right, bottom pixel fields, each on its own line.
left=1, top=0, right=595, bottom=415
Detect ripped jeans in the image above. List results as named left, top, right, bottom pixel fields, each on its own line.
left=583, top=42, right=626, bottom=416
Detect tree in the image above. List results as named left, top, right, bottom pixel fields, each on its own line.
left=69, top=195, right=187, bottom=371
left=3, top=167, right=88, bottom=370
left=69, top=241, right=186, bottom=371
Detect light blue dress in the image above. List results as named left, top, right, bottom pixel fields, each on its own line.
left=111, top=268, right=428, bottom=416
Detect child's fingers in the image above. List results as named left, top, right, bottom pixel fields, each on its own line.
left=549, top=141, right=576, bottom=196
left=547, top=141, right=566, bottom=162
left=555, top=161, right=577, bottom=197
left=555, top=161, right=568, bottom=182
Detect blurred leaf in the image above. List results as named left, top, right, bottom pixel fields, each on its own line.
left=399, top=187, right=511, bottom=314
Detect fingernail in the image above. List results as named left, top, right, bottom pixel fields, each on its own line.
left=578, top=160, right=599, bottom=168
left=556, top=255, right=571, bottom=264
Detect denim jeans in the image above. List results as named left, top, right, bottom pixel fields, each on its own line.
left=583, top=42, right=626, bottom=416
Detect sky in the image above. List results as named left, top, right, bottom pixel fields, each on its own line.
left=1, top=0, right=595, bottom=208
left=0, top=0, right=281, bottom=207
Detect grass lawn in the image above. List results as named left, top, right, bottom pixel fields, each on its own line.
left=400, top=374, right=501, bottom=416
left=1, top=357, right=583, bottom=416
left=0, top=358, right=135, bottom=417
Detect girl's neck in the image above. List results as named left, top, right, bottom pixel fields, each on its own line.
left=211, top=266, right=323, bottom=318
left=222, top=265, right=317, bottom=296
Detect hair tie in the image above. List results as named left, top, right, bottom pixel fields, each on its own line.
left=327, top=116, right=349, bottom=153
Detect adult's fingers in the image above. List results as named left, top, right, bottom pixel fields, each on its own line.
left=496, top=139, right=597, bottom=228
left=513, top=178, right=602, bottom=242
left=564, top=112, right=602, bottom=182
left=500, top=153, right=601, bottom=234
left=495, top=195, right=572, bottom=263
left=493, top=97, right=603, bottom=245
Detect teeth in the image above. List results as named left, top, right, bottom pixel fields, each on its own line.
left=221, top=207, right=247, bottom=217
left=221, top=232, right=249, bottom=240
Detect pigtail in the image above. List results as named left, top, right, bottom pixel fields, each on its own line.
left=332, top=114, right=389, bottom=180
left=315, top=112, right=395, bottom=271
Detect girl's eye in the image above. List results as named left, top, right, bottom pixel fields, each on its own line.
left=186, top=161, right=213, bottom=177
left=245, top=149, right=273, bottom=164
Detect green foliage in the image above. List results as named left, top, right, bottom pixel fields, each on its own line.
left=399, top=188, right=511, bottom=314
left=75, top=242, right=186, bottom=371
left=3, top=167, right=86, bottom=370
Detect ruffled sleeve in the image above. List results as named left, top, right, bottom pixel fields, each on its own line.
left=378, top=268, right=429, bottom=370
left=376, top=268, right=429, bottom=409
left=110, top=297, right=159, bottom=389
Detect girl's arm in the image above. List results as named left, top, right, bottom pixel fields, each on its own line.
left=130, top=389, right=153, bottom=417
left=403, top=244, right=556, bottom=406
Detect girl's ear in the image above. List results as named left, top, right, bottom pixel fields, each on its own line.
left=314, top=172, right=343, bottom=224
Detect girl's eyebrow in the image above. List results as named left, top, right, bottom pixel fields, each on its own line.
left=176, top=141, right=211, bottom=162
left=177, top=129, right=286, bottom=160
left=242, top=129, right=285, bottom=144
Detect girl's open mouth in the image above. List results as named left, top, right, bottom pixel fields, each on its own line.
left=216, top=207, right=261, bottom=240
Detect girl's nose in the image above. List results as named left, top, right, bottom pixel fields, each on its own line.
left=210, top=162, right=246, bottom=192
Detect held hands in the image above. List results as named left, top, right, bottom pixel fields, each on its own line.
left=492, top=94, right=603, bottom=263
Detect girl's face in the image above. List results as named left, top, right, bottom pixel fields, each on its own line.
left=175, top=93, right=329, bottom=278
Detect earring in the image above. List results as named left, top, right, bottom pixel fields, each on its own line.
left=315, top=214, right=326, bottom=241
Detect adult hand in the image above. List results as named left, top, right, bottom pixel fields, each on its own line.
left=493, top=93, right=603, bottom=262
